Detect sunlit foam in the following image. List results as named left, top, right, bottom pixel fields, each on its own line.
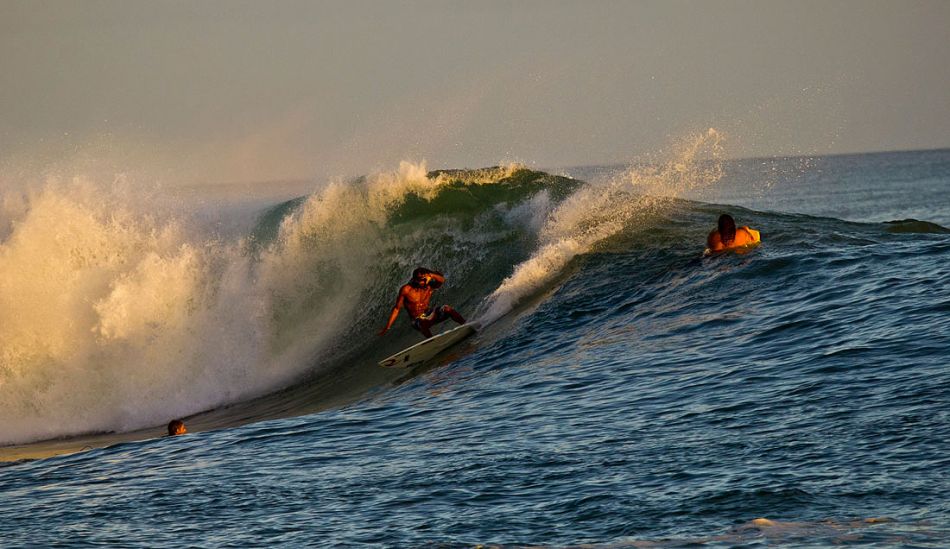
left=478, top=129, right=724, bottom=324
left=1, top=161, right=515, bottom=445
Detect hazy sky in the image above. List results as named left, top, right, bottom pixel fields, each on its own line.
left=1, top=0, right=948, bottom=185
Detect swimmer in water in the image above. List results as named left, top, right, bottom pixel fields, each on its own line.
left=167, top=419, right=187, bottom=436
left=379, top=267, right=466, bottom=339
left=707, top=214, right=761, bottom=252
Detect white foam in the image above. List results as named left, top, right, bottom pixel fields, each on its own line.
left=478, top=129, right=724, bottom=324
left=0, top=148, right=719, bottom=445
left=0, top=160, right=492, bottom=445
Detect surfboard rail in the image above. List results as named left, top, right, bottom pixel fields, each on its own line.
left=378, top=322, right=479, bottom=368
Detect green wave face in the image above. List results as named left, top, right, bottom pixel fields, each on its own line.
left=390, top=167, right=580, bottom=224
left=246, top=166, right=583, bottom=378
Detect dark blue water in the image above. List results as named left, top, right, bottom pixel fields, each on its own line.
left=2, top=150, right=949, bottom=547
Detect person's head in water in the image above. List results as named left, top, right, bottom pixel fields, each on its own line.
left=167, top=419, right=186, bottom=436
left=718, top=214, right=737, bottom=244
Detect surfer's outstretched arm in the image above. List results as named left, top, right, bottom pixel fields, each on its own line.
left=378, top=289, right=406, bottom=336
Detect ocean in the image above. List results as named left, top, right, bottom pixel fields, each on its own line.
left=1, top=138, right=948, bottom=547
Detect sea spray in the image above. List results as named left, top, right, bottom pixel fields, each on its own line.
left=0, top=177, right=280, bottom=444
left=0, top=165, right=434, bottom=444
left=0, top=162, right=566, bottom=445
left=2, top=149, right=716, bottom=445
left=477, top=129, right=724, bottom=324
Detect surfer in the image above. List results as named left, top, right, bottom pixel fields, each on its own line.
left=707, top=214, right=761, bottom=252
left=379, top=267, right=466, bottom=338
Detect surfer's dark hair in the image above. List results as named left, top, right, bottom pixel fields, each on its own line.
left=412, top=267, right=429, bottom=280
left=718, top=214, right=737, bottom=244
left=167, top=419, right=185, bottom=436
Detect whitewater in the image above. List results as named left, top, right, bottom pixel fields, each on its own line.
left=0, top=131, right=723, bottom=446
left=0, top=137, right=948, bottom=547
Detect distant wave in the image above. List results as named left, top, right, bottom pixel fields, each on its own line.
left=883, top=219, right=950, bottom=234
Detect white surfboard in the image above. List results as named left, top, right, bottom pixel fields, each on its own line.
left=378, top=323, right=479, bottom=368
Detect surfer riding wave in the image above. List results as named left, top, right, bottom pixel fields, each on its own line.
left=379, top=267, right=466, bottom=338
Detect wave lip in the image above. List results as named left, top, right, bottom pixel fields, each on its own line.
left=479, top=128, right=725, bottom=324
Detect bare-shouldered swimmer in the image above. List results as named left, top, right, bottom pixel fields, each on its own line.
left=707, top=214, right=761, bottom=252
left=378, top=267, right=466, bottom=339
